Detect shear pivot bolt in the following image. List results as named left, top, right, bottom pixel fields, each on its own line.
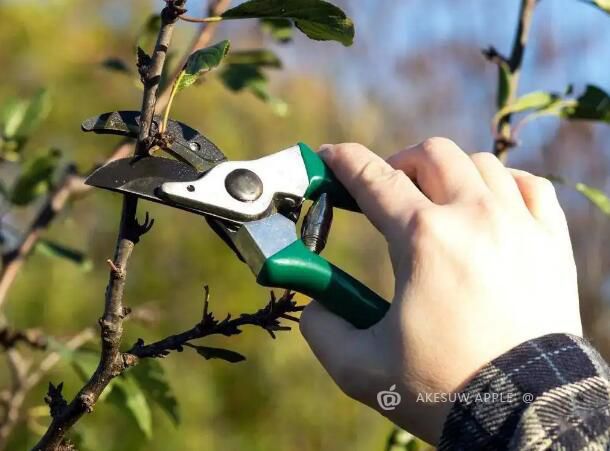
left=225, top=169, right=263, bottom=202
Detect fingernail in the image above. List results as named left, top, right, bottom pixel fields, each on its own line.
left=318, top=144, right=334, bottom=159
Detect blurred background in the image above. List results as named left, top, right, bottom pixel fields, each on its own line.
left=0, top=0, right=609, bottom=449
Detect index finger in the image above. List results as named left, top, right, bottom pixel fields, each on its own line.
left=319, top=143, right=430, bottom=239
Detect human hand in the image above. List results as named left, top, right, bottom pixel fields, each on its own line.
left=299, top=138, right=582, bottom=444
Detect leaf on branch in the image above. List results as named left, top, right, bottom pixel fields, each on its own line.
left=561, top=84, right=610, bottom=122
left=175, top=40, right=231, bottom=92
left=10, top=148, right=62, bottom=205
left=1, top=98, right=28, bottom=141
left=35, top=239, right=93, bottom=271
left=130, top=360, right=180, bottom=426
left=225, top=49, right=283, bottom=68
left=101, top=57, right=132, bottom=75
left=188, top=344, right=246, bottom=363
left=493, top=91, right=561, bottom=127
left=108, top=374, right=153, bottom=439
left=222, top=0, right=355, bottom=46
left=260, top=18, right=293, bottom=43
left=0, top=89, right=51, bottom=145
left=220, top=50, right=288, bottom=116
left=15, top=88, right=51, bottom=140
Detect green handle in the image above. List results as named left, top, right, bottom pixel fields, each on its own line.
left=299, top=143, right=360, bottom=212
left=257, top=240, right=390, bottom=329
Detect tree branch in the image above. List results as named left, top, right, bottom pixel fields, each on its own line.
left=0, top=327, right=47, bottom=351
left=124, top=289, right=303, bottom=363
left=156, top=0, right=231, bottom=112
left=0, top=2, right=231, bottom=449
left=491, top=0, right=538, bottom=162
left=0, top=144, right=130, bottom=311
left=0, top=329, right=93, bottom=450
left=31, top=2, right=186, bottom=449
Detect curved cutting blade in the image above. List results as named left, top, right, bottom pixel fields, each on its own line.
left=86, top=156, right=245, bottom=259
left=85, top=157, right=206, bottom=215
left=82, top=111, right=227, bottom=172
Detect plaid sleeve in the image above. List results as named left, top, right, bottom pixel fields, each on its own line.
left=439, top=334, right=610, bottom=450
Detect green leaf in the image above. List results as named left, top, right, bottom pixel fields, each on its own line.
left=575, top=183, right=610, bottom=216
left=109, top=374, right=153, bottom=439
left=10, top=149, right=62, bottom=206
left=0, top=98, right=28, bottom=139
left=561, top=85, right=610, bottom=122
left=222, top=0, right=355, bottom=46
left=175, top=40, right=231, bottom=92
left=101, top=57, right=132, bottom=75
left=0, top=89, right=51, bottom=142
left=15, top=89, right=51, bottom=140
left=35, top=240, right=92, bottom=271
left=189, top=345, right=246, bottom=363
left=220, top=64, right=288, bottom=116
left=221, top=64, right=266, bottom=91
left=136, top=14, right=162, bottom=55
left=260, top=18, right=293, bottom=43
left=225, top=50, right=282, bottom=68
left=494, top=91, right=560, bottom=126
left=130, top=360, right=180, bottom=426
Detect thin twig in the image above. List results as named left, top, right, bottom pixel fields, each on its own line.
left=0, top=2, right=230, bottom=449
left=124, top=290, right=303, bottom=363
left=492, top=0, right=538, bottom=162
left=0, top=142, right=130, bottom=310
left=0, top=329, right=93, bottom=450
left=0, top=327, right=47, bottom=351
left=31, top=3, right=185, bottom=449
left=179, top=15, right=222, bottom=23
left=157, top=0, right=231, bottom=112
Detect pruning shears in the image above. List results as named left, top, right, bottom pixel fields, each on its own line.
left=83, top=111, right=390, bottom=328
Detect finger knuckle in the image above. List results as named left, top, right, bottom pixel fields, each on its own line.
left=472, top=194, right=500, bottom=219
left=420, top=137, right=459, bottom=160
left=471, top=151, right=500, bottom=166
left=408, top=207, right=440, bottom=241
left=332, top=142, right=368, bottom=162
left=355, top=160, right=404, bottom=191
left=533, top=177, right=557, bottom=196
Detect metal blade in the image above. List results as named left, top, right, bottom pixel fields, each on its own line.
left=85, top=157, right=206, bottom=215
left=82, top=111, right=227, bottom=172
left=86, top=156, right=248, bottom=261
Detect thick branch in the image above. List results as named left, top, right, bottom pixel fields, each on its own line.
left=31, top=3, right=185, bottom=449
left=492, top=0, right=538, bottom=162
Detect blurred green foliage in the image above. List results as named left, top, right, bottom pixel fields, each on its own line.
left=0, top=0, right=394, bottom=449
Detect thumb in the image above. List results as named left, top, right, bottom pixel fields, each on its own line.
left=300, top=300, right=360, bottom=379
left=319, top=143, right=429, bottom=240
left=300, top=300, right=388, bottom=402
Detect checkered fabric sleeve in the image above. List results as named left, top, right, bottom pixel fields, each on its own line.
left=439, top=334, right=610, bottom=450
